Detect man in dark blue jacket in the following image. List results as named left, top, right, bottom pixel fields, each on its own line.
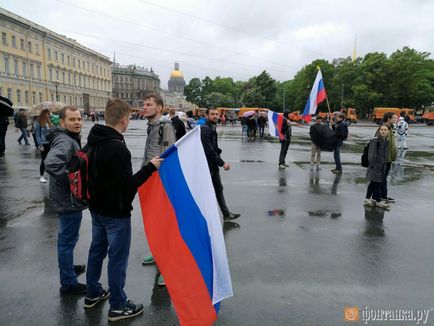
left=201, top=107, right=240, bottom=221
left=331, top=113, right=349, bottom=174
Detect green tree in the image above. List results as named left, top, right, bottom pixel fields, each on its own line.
left=184, top=78, right=203, bottom=106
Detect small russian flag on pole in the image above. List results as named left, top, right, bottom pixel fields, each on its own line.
left=302, top=67, right=327, bottom=123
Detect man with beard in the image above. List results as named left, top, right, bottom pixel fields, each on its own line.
left=201, top=107, right=240, bottom=221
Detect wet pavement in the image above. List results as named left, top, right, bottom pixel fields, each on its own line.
left=1, top=120, right=434, bottom=325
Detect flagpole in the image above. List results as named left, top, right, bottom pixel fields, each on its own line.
left=317, top=66, right=332, bottom=116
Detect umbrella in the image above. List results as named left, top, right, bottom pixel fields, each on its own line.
left=30, top=101, right=65, bottom=116
left=0, top=96, right=14, bottom=117
left=243, top=110, right=256, bottom=117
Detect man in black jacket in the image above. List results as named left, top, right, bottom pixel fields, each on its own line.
left=85, top=99, right=162, bottom=322
left=278, top=111, right=292, bottom=169
left=331, top=112, right=348, bottom=174
left=201, top=107, right=240, bottom=221
left=0, top=96, right=14, bottom=158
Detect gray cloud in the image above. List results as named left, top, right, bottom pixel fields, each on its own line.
left=3, top=0, right=433, bottom=86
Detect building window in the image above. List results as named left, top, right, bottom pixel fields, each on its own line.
left=56, top=70, right=59, bottom=81
left=69, top=96, right=72, bottom=104
left=22, top=62, right=27, bottom=78
left=8, top=88, right=12, bottom=100
left=35, top=43, right=39, bottom=55
left=37, top=65, right=41, bottom=79
left=20, top=39, right=25, bottom=50
left=55, top=51, right=58, bottom=61
left=1, top=32, right=7, bottom=46
left=11, top=35, right=16, bottom=48
left=48, top=48, right=51, bottom=59
left=73, top=58, right=75, bottom=68
left=74, top=96, right=77, bottom=105
left=30, top=64, right=34, bottom=79
left=17, top=90, right=21, bottom=103
left=78, top=59, right=81, bottom=69
left=39, top=92, right=43, bottom=103
left=80, top=97, right=82, bottom=106
left=49, top=69, right=53, bottom=81
left=28, top=41, right=32, bottom=53
left=50, top=94, right=54, bottom=102
left=33, top=91, right=36, bottom=104
left=62, top=72, right=65, bottom=84
left=4, top=57, right=10, bottom=74
left=79, top=76, right=81, bottom=87
left=63, top=95, right=66, bottom=103
left=68, top=73, right=71, bottom=85
left=14, top=60, right=19, bottom=77
left=25, top=91, right=29, bottom=104
left=61, top=53, right=64, bottom=64
left=67, top=55, right=70, bottom=66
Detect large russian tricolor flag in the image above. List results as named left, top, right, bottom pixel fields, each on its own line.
left=267, top=110, right=284, bottom=140
left=302, top=68, right=327, bottom=123
left=138, top=127, right=233, bottom=326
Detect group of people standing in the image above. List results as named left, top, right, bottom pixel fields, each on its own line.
left=40, top=96, right=239, bottom=322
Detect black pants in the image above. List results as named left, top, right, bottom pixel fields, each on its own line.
left=366, top=181, right=382, bottom=202
left=40, top=143, right=50, bottom=176
left=258, top=126, right=265, bottom=138
left=279, top=139, right=291, bottom=165
left=381, top=162, right=392, bottom=198
left=210, top=169, right=229, bottom=216
left=0, top=125, right=6, bottom=155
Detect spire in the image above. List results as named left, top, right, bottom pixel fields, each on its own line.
left=113, top=51, right=116, bottom=64
left=352, top=35, right=357, bottom=62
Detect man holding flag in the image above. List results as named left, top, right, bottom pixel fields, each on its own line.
left=267, top=110, right=292, bottom=169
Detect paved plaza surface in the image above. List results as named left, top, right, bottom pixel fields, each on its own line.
left=1, top=120, right=434, bottom=325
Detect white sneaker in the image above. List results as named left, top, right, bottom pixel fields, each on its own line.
left=316, top=165, right=321, bottom=171
left=40, top=176, right=47, bottom=183
left=279, top=164, right=286, bottom=169
left=375, top=201, right=390, bottom=209
left=363, top=198, right=375, bottom=207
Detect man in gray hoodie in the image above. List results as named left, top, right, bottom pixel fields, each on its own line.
left=140, top=93, right=176, bottom=286
left=45, top=106, right=87, bottom=295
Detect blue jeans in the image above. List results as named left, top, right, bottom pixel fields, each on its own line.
left=17, top=128, right=29, bottom=144
left=86, top=211, right=131, bottom=309
left=334, top=142, right=342, bottom=171
left=58, top=211, right=83, bottom=288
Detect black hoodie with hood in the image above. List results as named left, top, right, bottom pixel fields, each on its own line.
left=87, top=124, right=156, bottom=218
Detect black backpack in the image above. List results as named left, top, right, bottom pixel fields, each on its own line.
left=361, top=141, right=370, bottom=168
left=171, top=116, right=186, bottom=140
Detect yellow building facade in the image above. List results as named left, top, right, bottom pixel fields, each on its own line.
left=0, top=8, right=112, bottom=112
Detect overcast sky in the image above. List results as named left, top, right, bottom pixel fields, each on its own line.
left=1, top=0, right=433, bottom=88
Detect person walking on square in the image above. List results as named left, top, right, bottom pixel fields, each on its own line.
left=278, top=111, right=292, bottom=169
left=15, top=109, right=29, bottom=145
left=44, top=106, right=87, bottom=295
left=257, top=113, right=267, bottom=138
left=375, top=112, right=397, bottom=203
left=85, top=99, right=162, bottom=322
left=364, top=124, right=390, bottom=209
left=0, top=96, right=14, bottom=158
left=331, top=112, right=348, bottom=174
left=396, top=116, right=409, bottom=149
left=309, top=116, right=323, bottom=170
left=34, top=109, right=52, bottom=183
left=201, top=107, right=240, bottom=221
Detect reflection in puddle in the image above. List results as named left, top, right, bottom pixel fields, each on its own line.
left=308, top=210, right=342, bottom=219
left=268, top=209, right=286, bottom=217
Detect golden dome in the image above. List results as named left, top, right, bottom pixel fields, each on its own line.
left=170, top=70, right=184, bottom=78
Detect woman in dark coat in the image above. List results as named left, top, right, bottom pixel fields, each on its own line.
left=364, top=124, right=389, bottom=209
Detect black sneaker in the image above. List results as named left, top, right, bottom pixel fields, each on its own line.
left=74, top=264, right=86, bottom=276
left=108, top=300, right=144, bottom=322
left=60, top=282, right=87, bottom=295
left=84, top=289, right=110, bottom=309
left=223, top=212, right=240, bottom=220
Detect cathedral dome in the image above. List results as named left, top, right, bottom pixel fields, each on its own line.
left=170, top=70, right=184, bottom=78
